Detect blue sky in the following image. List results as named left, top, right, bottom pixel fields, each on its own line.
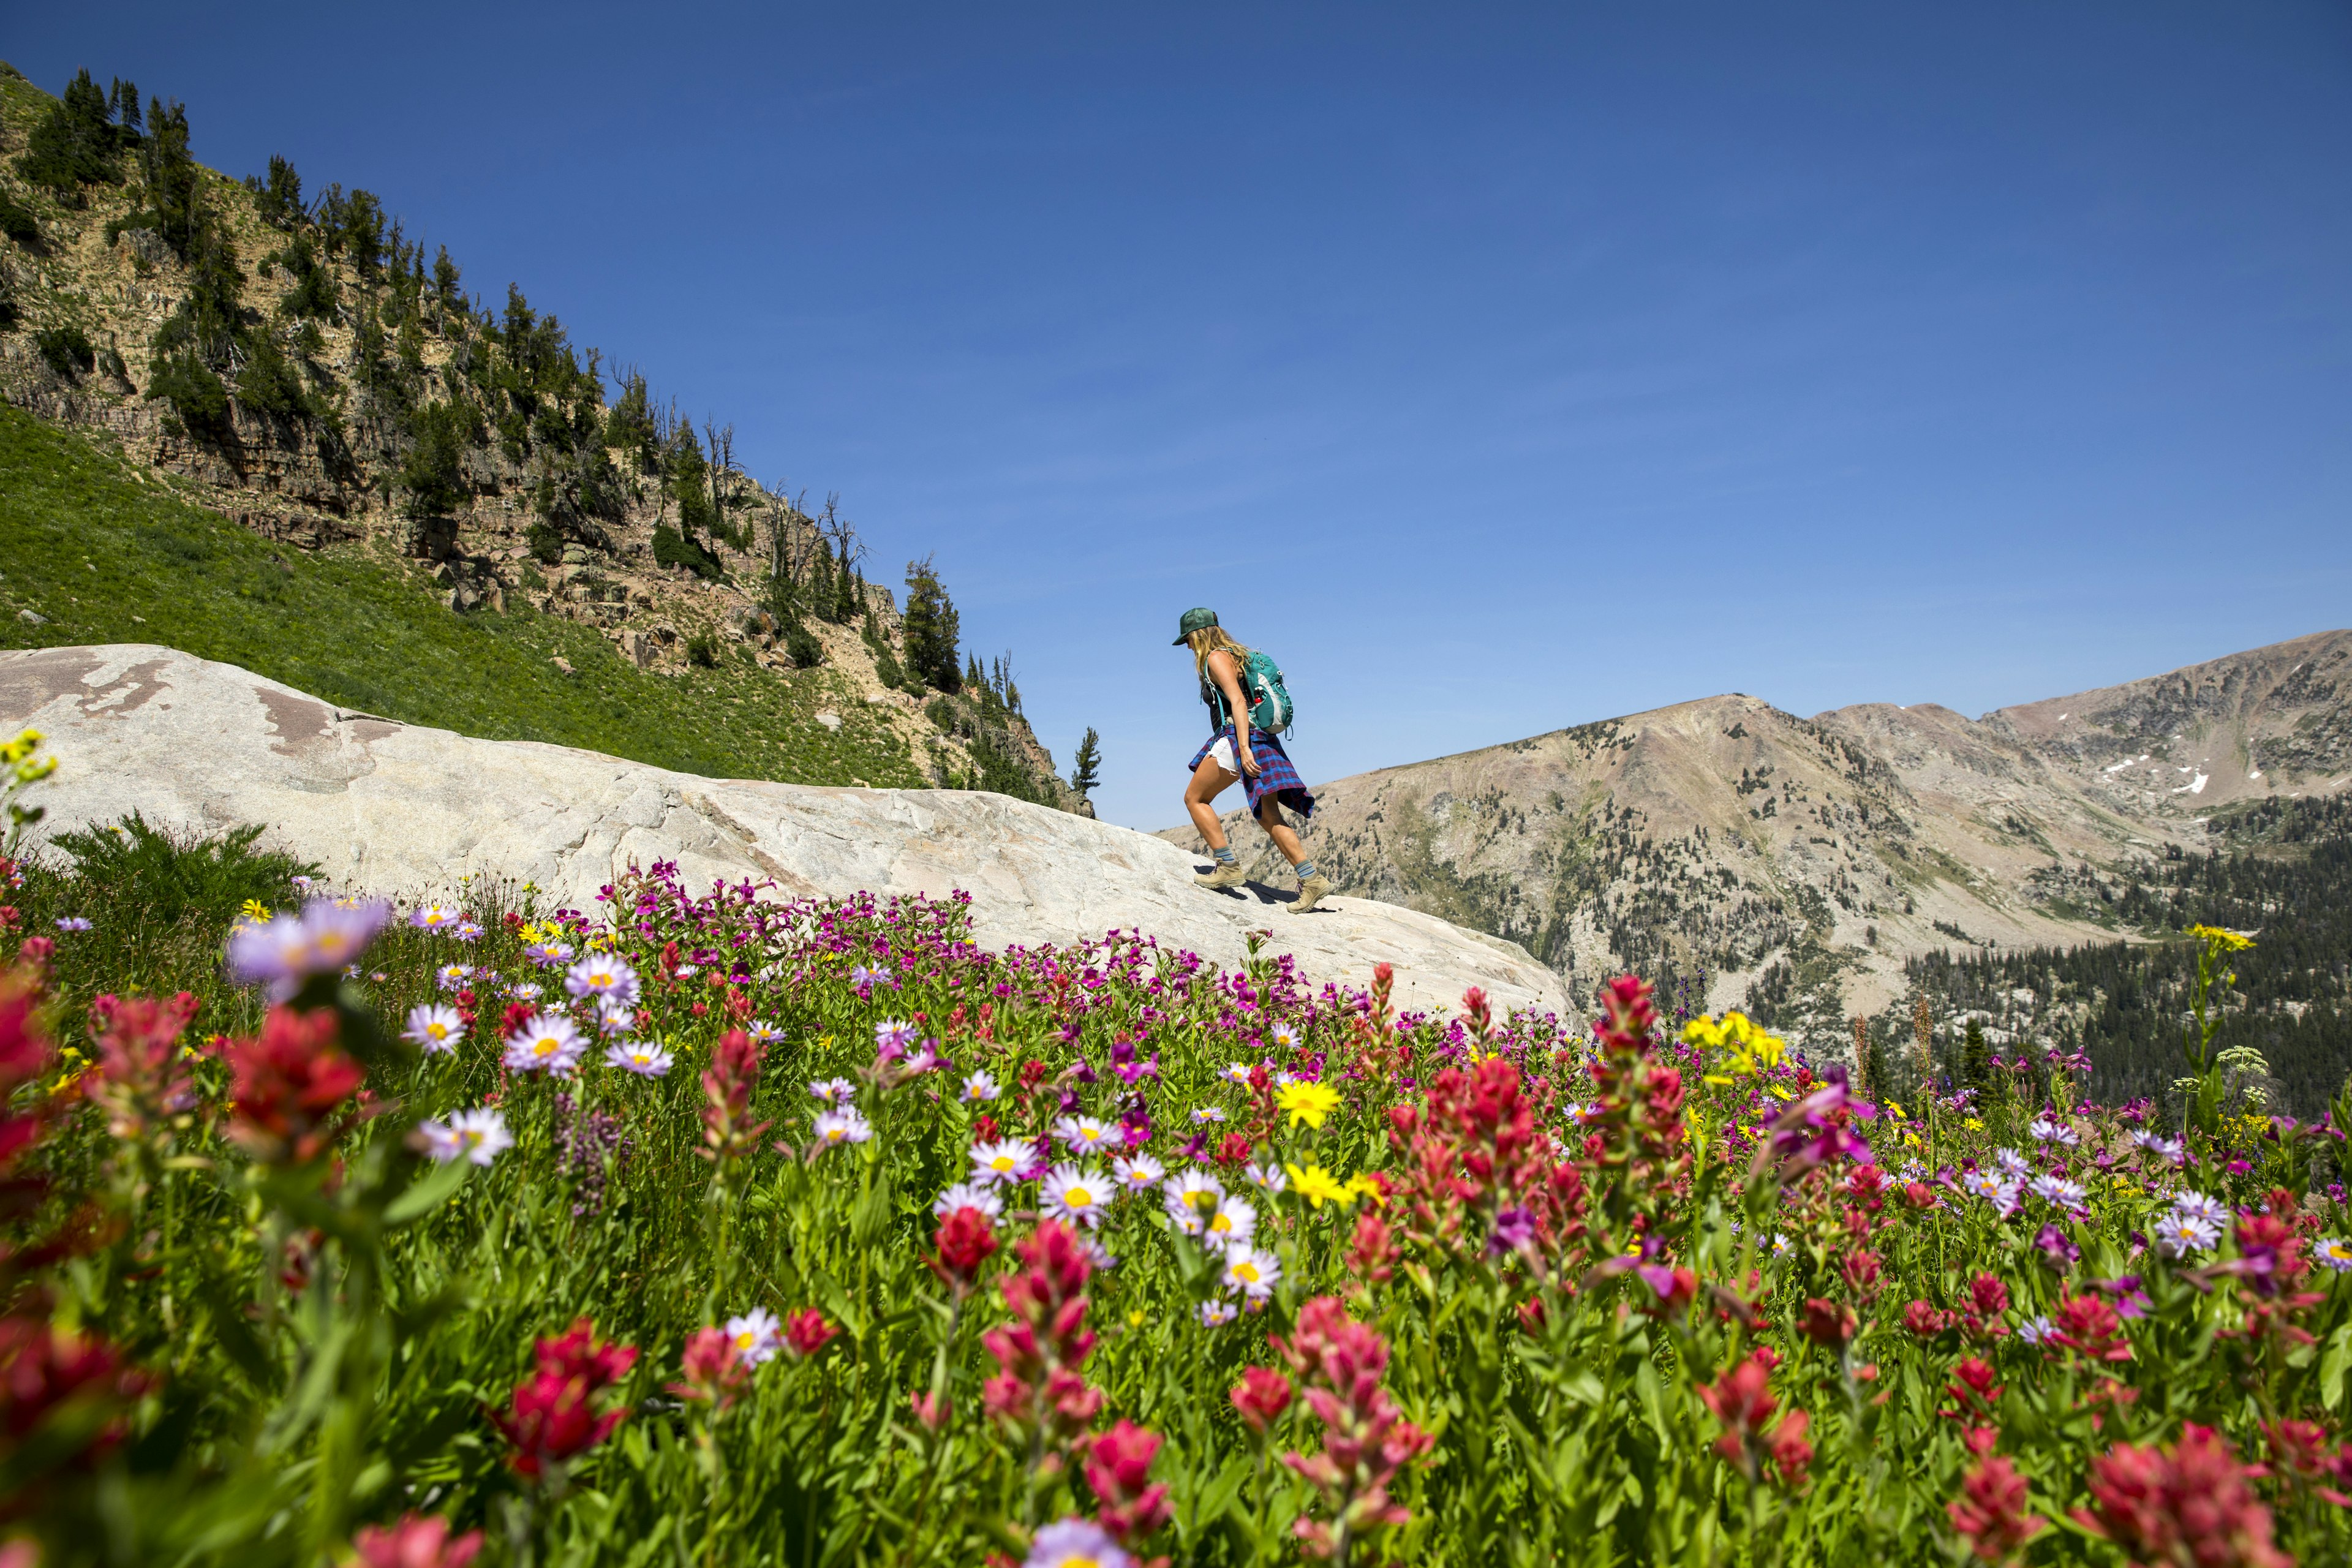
left=13, top=3, right=2351, bottom=827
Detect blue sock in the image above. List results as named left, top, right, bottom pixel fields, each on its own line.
left=1295, top=859, right=1319, bottom=881
left=1212, top=845, right=1237, bottom=865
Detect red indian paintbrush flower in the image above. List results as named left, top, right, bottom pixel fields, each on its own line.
left=0, top=963, right=56, bottom=1221
left=1231, top=1365, right=1294, bottom=1433
left=700, top=1028, right=769, bottom=1163
left=1945, top=1455, right=2044, bottom=1564
left=348, top=1514, right=484, bottom=1568
left=1084, top=1419, right=1171, bottom=1544
left=1275, top=1295, right=1432, bottom=1561
left=83, top=990, right=200, bottom=1140
left=666, top=1327, right=750, bottom=1412
left=489, top=1317, right=638, bottom=1480
left=1697, top=1356, right=1812, bottom=1486
left=981, top=1222, right=1103, bottom=1468
left=225, top=1005, right=364, bottom=1164
left=0, top=1317, right=153, bottom=1477
left=930, top=1207, right=998, bottom=1292
left=2073, top=1423, right=2290, bottom=1568
left=2262, top=1417, right=2352, bottom=1506
left=782, top=1309, right=837, bottom=1359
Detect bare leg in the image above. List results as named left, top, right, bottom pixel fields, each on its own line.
left=1184, top=755, right=1239, bottom=848
left=1257, top=799, right=1306, bottom=867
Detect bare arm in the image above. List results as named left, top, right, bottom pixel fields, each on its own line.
left=1206, top=650, right=1261, bottom=777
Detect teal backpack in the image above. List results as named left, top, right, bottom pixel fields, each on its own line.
left=1207, top=650, right=1295, bottom=736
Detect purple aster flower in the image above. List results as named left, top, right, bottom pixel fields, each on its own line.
left=226, top=898, right=390, bottom=1000
left=1488, top=1205, right=1538, bottom=1256
left=2033, top=1223, right=2080, bottom=1268
left=565, top=954, right=639, bottom=1005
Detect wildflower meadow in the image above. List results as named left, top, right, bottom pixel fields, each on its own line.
left=2, top=732, right=2350, bottom=1568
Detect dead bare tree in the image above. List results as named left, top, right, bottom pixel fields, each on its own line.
left=702, top=419, right=739, bottom=547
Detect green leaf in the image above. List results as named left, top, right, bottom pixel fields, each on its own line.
left=385, top=1155, right=472, bottom=1226
left=2320, top=1322, right=2352, bottom=1412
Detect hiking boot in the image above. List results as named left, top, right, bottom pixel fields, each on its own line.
left=1194, top=857, right=1246, bottom=890
left=1288, top=870, right=1333, bottom=914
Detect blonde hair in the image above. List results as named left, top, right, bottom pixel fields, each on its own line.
left=1186, top=625, right=1251, bottom=691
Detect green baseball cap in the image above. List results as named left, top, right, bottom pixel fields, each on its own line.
left=1172, top=606, right=1219, bottom=645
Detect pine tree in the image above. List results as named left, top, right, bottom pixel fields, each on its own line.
left=17, top=69, right=128, bottom=196
left=432, top=246, right=463, bottom=315
left=250, top=154, right=303, bottom=229
left=140, top=100, right=202, bottom=258
left=900, top=557, right=962, bottom=694
left=1962, top=1018, right=1991, bottom=1093
left=1069, top=727, right=1102, bottom=797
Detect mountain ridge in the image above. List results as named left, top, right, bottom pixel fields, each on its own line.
left=1162, top=628, right=2352, bottom=1050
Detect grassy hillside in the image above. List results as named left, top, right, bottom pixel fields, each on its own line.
left=0, top=402, right=924, bottom=784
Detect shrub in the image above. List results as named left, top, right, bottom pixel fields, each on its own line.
left=652, top=524, right=724, bottom=581
left=33, top=325, right=95, bottom=379
left=0, top=192, right=39, bottom=247
left=525, top=520, right=564, bottom=566
left=400, top=401, right=470, bottom=519
left=233, top=334, right=311, bottom=421
left=783, top=620, right=824, bottom=668
left=145, top=350, right=231, bottom=440
left=46, top=812, right=314, bottom=928
left=684, top=630, right=720, bottom=667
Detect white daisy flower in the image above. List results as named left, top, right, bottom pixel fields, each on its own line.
left=1041, top=1164, right=1110, bottom=1229
left=1221, top=1244, right=1282, bottom=1300
left=725, top=1308, right=782, bottom=1366
left=971, top=1139, right=1035, bottom=1185
left=419, top=1107, right=511, bottom=1166
left=934, top=1182, right=1004, bottom=1219
left=606, top=1040, right=674, bottom=1077
left=1113, top=1153, right=1167, bottom=1193
left=1054, top=1114, right=1115, bottom=1152
left=813, top=1108, right=873, bottom=1150
left=503, top=1014, right=584, bottom=1073
left=1204, top=1196, right=1258, bottom=1247
left=403, top=1003, right=465, bottom=1055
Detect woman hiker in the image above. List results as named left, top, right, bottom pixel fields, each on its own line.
left=1174, top=607, right=1333, bottom=914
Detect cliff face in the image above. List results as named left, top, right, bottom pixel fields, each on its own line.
left=0, top=62, right=1082, bottom=812
left=1163, top=631, right=2352, bottom=1047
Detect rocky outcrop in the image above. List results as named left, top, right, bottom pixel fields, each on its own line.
left=0, top=646, right=1565, bottom=1016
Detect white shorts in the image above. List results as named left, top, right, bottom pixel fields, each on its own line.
left=1207, top=734, right=1240, bottom=776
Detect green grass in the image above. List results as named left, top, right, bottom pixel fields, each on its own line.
left=0, top=404, right=923, bottom=785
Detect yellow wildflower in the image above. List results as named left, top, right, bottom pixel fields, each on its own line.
left=1691, top=1011, right=1787, bottom=1085
left=2187, top=924, right=2255, bottom=952
left=1, top=729, right=55, bottom=786
left=1965, top=1117, right=1985, bottom=1130
left=49, top=1044, right=86, bottom=1096
left=239, top=898, right=271, bottom=922
left=1276, top=1080, right=1341, bottom=1130
left=1284, top=1163, right=1353, bottom=1208
left=1343, top=1175, right=1387, bottom=1208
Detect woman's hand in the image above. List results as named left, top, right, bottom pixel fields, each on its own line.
left=1238, top=732, right=1262, bottom=779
